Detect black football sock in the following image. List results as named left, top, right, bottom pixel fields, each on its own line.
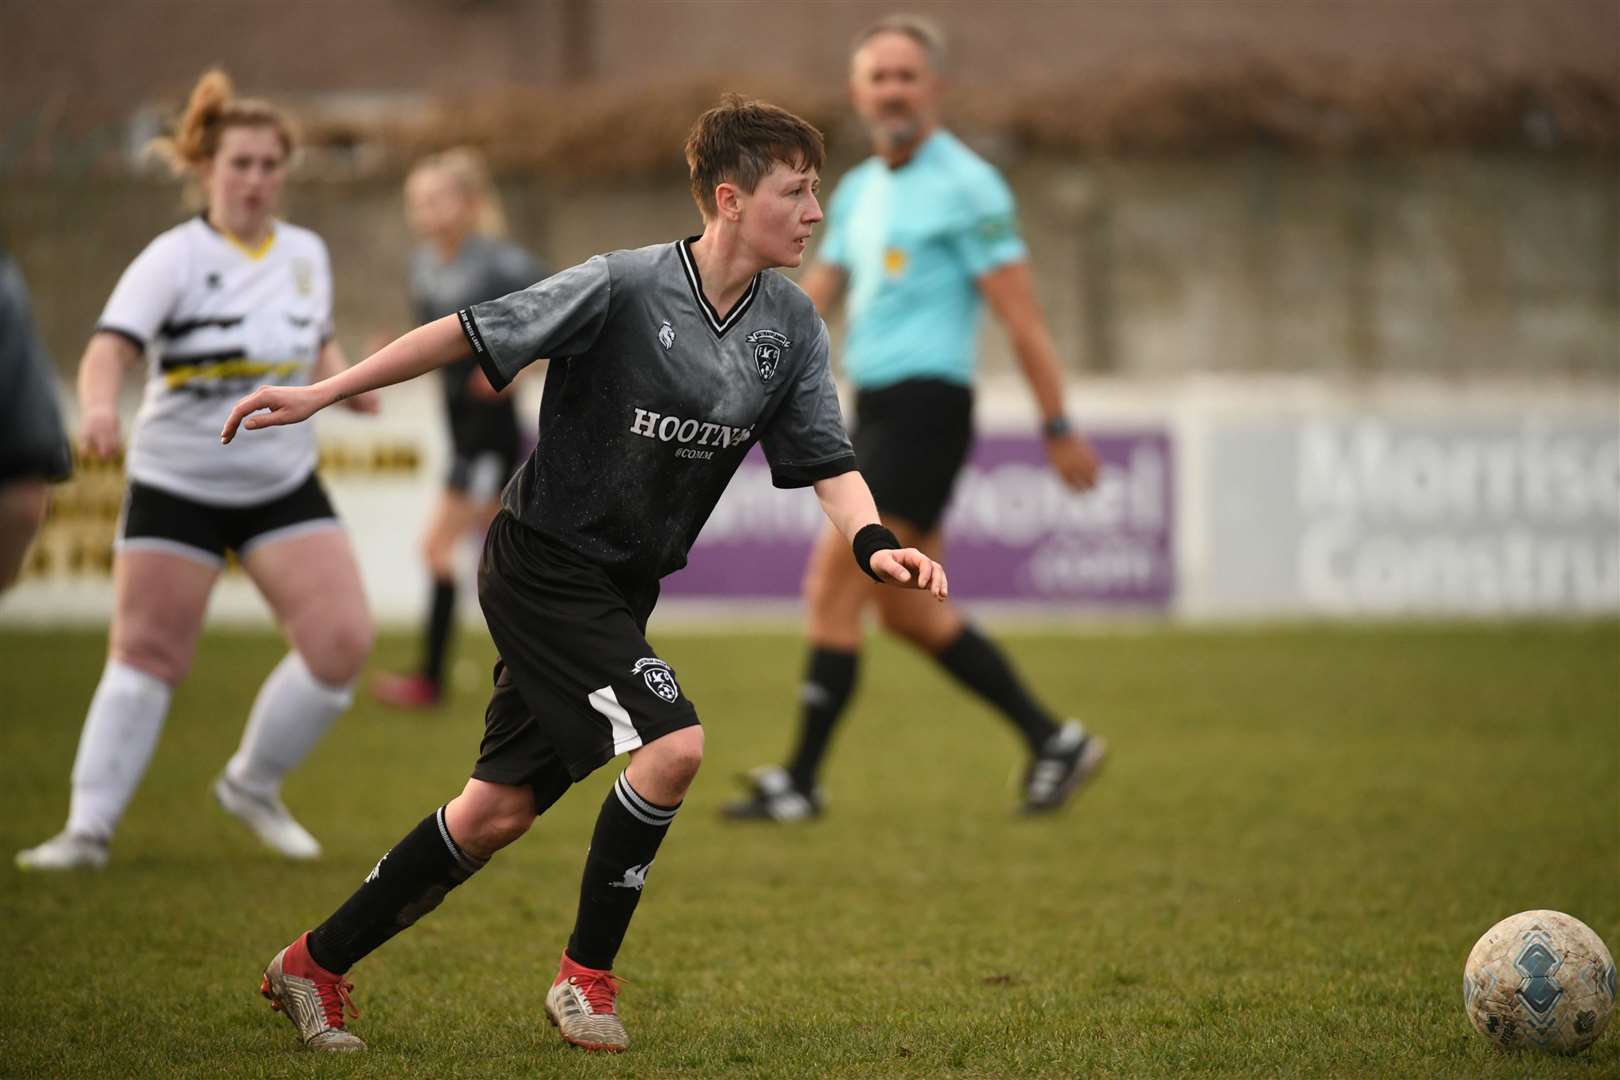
left=565, top=772, right=679, bottom=971
left=933, top=625, right=1060, bottom=752
left=784, top=647, right=859, bottom=792
left=421, top=578, right=456, bottom=687
left=306, top=805, right=486, bottom=974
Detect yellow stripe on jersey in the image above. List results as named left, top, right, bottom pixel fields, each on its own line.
left=162, top=358, right=305, bottom=390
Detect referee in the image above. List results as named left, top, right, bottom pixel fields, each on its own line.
left=724, top=14, right=1105, bottom=822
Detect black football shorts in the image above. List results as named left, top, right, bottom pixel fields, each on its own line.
left=118, top=472, right=339, bottom=567
left=472, top=511, right=699, bottom=806
left=852, top=377, right=974, bottom=534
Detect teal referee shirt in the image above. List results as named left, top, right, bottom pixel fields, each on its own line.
left=817, top=129, right=1028, bottom=391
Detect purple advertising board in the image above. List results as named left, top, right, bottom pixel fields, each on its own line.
left=665, top=430, right=1175, bottom=606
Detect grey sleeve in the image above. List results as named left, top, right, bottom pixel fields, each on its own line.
left=457, top=255, right=611, bottom=392
left=0, top=256, right=73, bottom=481
left=760, top=320, right=857, bottom=489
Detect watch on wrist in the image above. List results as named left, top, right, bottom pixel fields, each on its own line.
left=1041, top=415, right=1073, bottom=440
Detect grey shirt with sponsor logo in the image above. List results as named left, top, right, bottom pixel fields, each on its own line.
left=458, top=238, right=855, bottom=582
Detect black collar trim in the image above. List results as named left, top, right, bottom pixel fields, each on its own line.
left=677, top=237, right=759, bottom=338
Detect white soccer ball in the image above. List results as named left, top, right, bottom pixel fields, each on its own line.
left=1463, top=909, right=1617, bottom=1054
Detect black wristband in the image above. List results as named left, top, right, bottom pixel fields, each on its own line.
left=1041, top=415, right=1073, bottom=440
left=852, top=523, right=901, bottom=581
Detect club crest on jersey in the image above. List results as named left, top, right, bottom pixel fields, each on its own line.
left=292, top=257, right=313, bottom=297
left=658, top=320, right=675, bottom=350
left=632, top=657, right=680, bottom=703
left=746, top=329, right=790, bottom=382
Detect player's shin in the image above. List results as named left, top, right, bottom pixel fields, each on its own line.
left=226, top=651, right=353, bottom=795
left=305, top=805, right=487, bottom=974
left=565, top=772, right=680, bottom=970
left=67, top=659, right=172, bottom=841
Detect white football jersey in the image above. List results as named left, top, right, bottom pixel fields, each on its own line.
left=98, top=215, right=333, bottom=505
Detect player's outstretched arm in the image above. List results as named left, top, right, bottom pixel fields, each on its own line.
left=812, top=471, right=948, bottom=600
left=221, top=314, right=467, bottom=443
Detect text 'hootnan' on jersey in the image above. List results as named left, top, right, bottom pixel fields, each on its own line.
left=457, top=238, right=856, bottom=581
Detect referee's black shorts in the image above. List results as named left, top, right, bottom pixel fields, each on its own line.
left=473, top=512, right=699, bottom=807
left=852, top=377, right=975, bottom=534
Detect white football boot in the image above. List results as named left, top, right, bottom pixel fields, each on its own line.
left=545, top=951, right=629, bottom=1052
left=15, top=829, right=109, bottom=871
left=214, top=773, right=321, bottom=859
left=1021, top=722, right=1107, bottom=814
left=719, top=766, right=823, bottom=822
left=260, top=932, right=365, bottom=1051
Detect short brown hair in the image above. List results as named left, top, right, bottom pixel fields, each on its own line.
left=684, top=95, right=825, bottom=219
left=148, top=68, right=297, bottom=175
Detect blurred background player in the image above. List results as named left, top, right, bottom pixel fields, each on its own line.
left=0, top=247, right=73, bottom=594
left=15, top=69, right=377, bottom=871
left=370, top=149, right=548, bottom=709
left=725, top=14, right=1106, bottom=822
left=224, top=96, right=946, bottom=1055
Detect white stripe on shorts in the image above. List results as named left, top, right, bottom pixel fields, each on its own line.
left=587, top=685, right=644, bottom=756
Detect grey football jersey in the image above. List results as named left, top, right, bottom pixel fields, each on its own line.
left=458, top=238, right=855, bottom=581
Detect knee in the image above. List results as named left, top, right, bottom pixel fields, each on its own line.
left=467, top=807, right=533, bottom=853
left=636, top=726, right=704, bottom=797
left=655, top=726, right=704, bottom=782
left=876, top=601, right=925, bottom=642
left=877, top=599, right=957, bottom=651
left=302, top=616, right=373, bottom=685
left=448, top=786, right=535, bottom=858
left=110, top=627, right=189, bottom=686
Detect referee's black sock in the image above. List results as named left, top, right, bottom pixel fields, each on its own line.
left=566, top=772, right=679, bottom=971
left=421, top=578, right=456, bottom=687
left=933, top=625, right=1060, bottom=752
left=306, top=805, right=486, bottom=974
left=784, top=647, right=859, bottom=792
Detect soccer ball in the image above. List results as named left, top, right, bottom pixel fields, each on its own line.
left=1463, top=909, right=1617, bottom=1053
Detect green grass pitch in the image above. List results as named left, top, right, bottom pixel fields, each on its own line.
left=2, top=621, right=1616, bottom=1078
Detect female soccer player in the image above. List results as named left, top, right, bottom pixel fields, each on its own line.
left=224, top=96, right=946, bottom=1054
left=371, top=149, right=548, bottom=709
left=15, top=69, right=376, bottom=871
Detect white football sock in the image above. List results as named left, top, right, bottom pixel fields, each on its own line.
left=225, top=651, right=353, bottom=798
left=66, top=659, right=173, bottom=841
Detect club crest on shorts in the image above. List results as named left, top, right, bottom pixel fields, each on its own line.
left=746, top=329, right=790, bottom=382
left=632, top=657, right=680, bottom=702
left=658, top=320, right=675, bottom=350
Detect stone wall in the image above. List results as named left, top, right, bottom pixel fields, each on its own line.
left=4, top=148, right=1613, bottom=379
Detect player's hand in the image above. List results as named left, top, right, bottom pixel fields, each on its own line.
left=1046, top=432, right=1100, bottom=491
left=341, top=390, right=381, bottom=415
left=871, top=547, right=949, bottom=600
left=78, top=407, right=122, bottom=460
left=221, top=384, right=328, bottom=444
